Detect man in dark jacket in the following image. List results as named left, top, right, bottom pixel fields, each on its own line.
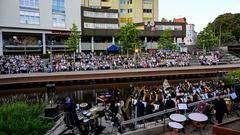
left=213, top=94, right=227, bottom=123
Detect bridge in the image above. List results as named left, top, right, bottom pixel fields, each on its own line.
left=0, top=64, right=239, bottom=86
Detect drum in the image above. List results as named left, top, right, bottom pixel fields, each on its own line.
left=170, top=114, right=187, bottom=123
left=224, top=98, right=232, bottom=112
left=168, top=122, right=183, bottom=129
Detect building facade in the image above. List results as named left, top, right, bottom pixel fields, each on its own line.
left=81, top=6, right=119, bottom=52
left=81, top=0, right=159, bottom=26
left=184, top=24, right=197, bottom=45
left=0, top=0, right=81, bottom=55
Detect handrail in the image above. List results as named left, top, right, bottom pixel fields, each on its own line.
left=121, top=94, right=228, bottom=126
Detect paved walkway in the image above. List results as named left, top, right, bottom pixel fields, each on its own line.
left=49, top=113, right=240, bottom=135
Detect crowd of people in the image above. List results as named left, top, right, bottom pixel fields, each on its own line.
left=0, top=51, right=191, bottom=74
left=108, top=79, right=239, bottom=124
left=198, top=51, right=221, bottom=65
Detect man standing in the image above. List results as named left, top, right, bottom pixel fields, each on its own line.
left=213, top=94, right=227, bottom=123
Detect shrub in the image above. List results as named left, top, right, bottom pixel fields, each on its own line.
left=226, top=69, right=240, bottom=85
left=0, top=102, right=54, bottom=135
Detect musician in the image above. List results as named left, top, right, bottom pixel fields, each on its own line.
left=213, top=94, right=227, bottom=123
left=64, top=97, right=82, bottom=131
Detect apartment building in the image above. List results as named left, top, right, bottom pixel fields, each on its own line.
left=0, top=0, right=81, bottom=55
left=81, top=0, right=159, bottom=26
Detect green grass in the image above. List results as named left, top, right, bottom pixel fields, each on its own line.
left=0, top=102, right=54, bottom=135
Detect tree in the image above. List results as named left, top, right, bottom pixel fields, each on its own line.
left=157, top=29, right=176, bottom=50
left=196, top=29, right=218, bottom=50
left=66, top=23, right=80, bottom=53
left=226, top=69, right=240, bottom=85
left=205, top=13, right=240, bottom=44
left=221, top=32, right=236, bottom=44
left=232, top=26, right=240, bottom=42
left=118, top=23, right=141, bottom=54
left=161, top=18, right=168, bottom=22
left=65, top=24, right=80, bottom=64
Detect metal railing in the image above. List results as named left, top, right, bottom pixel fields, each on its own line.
left=120, top=94, right=228, bottom=133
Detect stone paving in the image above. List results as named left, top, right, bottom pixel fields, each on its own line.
left=49, top=112, right=240, bottom=135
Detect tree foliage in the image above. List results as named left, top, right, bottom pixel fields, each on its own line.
left=226, top=70, right=240, bottom=85
left=157, top=29, right=176, bottom=50
left=206, top=13, right=240, bottom=44
left=66, top=23, right=80, bottom=52
left=0, top=102, right=54, bottom=135
left=196, top=29, right=218, bottom=49
left=221, top=32, right=236, bottom=44
left=118, top=23, right=141, bottom=54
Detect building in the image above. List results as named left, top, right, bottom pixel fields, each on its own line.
left=81, top=6, right=186, bottom=52
left=0, top=0, right=81, bottom=55
left=173, top=17, right=197, bottom=46
left=81, top=0, right=159, bottom=26
left=81, top=6, right=119, bottom=52
left=184, top=24, right=197, bottom=45
left=135, top=21, right=186, bottom=49
left=0, top=0, right=185, bottom=55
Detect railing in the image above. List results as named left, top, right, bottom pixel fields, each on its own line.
left=120, top=94, right=229, bottom=133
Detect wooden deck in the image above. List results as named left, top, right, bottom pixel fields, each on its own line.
left=0, top=64, right=239, bottom=85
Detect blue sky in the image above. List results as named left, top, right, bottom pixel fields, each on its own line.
left=158, top=0, right=240, bottom=32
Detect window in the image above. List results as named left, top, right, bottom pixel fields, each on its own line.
left=143, top=0, right=152, bottom=4
left=143, top=9, right=152, bottom=13
left=120, top=9, right=127, bottom=14
left=20, top=10, right=40, bottom=24
left=20, top=0, right=39, bottom=9
left=52, top=14, right=65, bottom=27
left=155, top=25, right=182, bottom=31
left=52, top=0, right=65, bottom=14
left=120, top=0, right=126, bottom=5
left=128, top=8, right=132, bottom=13
left=83, top=11, right=118, bottom=18
left=128, top=0, right=132, bottom=4
left=84, top=22, right=119, bottom=29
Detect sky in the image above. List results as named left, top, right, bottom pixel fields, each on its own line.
left=158, top=0, right=240, bottom=32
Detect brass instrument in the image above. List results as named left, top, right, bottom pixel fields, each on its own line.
left=224, top=98, right=232, bottom=112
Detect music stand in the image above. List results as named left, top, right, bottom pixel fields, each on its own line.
left=230, top=92, right=237, bottom=100
left=178, top=103, right=188, bottom=115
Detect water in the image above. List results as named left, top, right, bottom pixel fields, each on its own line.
left=0, top=77, right=214, bottom=105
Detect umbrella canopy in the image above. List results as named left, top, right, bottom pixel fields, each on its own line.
left=107, top=44, right=120, bottom=53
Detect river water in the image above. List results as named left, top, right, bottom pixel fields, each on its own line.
left=0, top=77, right=215, bottom=105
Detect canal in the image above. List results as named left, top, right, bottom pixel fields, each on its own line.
left=0, top=73, right=218, bottom=105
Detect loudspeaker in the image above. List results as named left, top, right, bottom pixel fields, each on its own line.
left=45, top=104, right=58, bottom=117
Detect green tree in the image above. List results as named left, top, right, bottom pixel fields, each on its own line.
left=65, top=23, right=80, bottom=63
left=157, top=29, right=176, bottom=50
left=118, top=23, right=141, bottom=54
left=205, top=13, right=240, bottom=44
left=196, top=29, right=218, bottom=50
left=232, top=26, right=240, bottom=42
left=221, top=32, right=236, bottom=44
left=226, top=69, right=240, bottom=85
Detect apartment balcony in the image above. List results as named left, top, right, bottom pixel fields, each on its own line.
left=46, top=44, right=70, bottom=52
left=3, top=45, right=42, bottom=53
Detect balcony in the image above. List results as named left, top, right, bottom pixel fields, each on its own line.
left=3, top=45, right=42, bottom=53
